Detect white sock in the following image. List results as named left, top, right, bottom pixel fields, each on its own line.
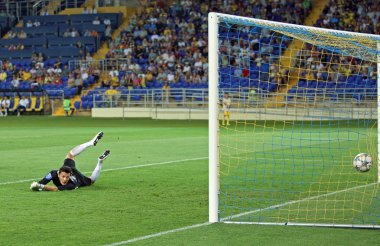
left=90, top=160, right=103, bottom=182
left=69, top=141, right=93, bottom=157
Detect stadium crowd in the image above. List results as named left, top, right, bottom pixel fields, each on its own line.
left=315, top=0, right=380, bottom=34
left=0, top=0, right=378, bottom=112
left=101, top=0, right=311, bottom=89
left=296, top=0, right=378, bottom=88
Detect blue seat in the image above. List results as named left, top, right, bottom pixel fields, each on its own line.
left=70, top=13, right=121, bottom=28
left=12, top=26, right=58, bottom=36
left=0, top=49, right=34, bottom=60
left=35, top=47, right=82, bottom=59
left=23, top=15, right=69, bottom=25
left=74, top=101, right=81, bottom=110
left=0, top=37, right=47, bottom=48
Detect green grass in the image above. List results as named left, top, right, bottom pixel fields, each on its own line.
left=0, top=117, right=379, bottom=245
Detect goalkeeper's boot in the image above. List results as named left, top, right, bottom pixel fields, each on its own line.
left=99, top=150, right=111, bottom=161
left=92, top=131, right=104, bottom=146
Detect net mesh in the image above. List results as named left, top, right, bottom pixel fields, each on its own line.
left=216, top=14, right=380, bottom=226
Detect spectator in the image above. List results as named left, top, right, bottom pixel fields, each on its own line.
left=101, top=77, right=111, bottom=88
left=8, top=44, right=16, bottom=51
left=2, top=60, right=13, bottom=70
left=53, top=75, right=63, bottom=85
left=61, top=65, right=70, bottom=78
left=18, top=30, right=27, bottom=39
left=67, top=73, right=75, bottom=88
left=40, top=7, right=49, bottom=16
left=92, top=16, right=101, bottom=25
left=26, top=20, right=33, bottom=27
left=0, top=70, right=7, bottom=82
left=103, top=17, right=111, bottom=26
left=53, top=58, right=62, bottom=68
left=84, top=29, right=92, bottom=36
left=11, top=64, right=19, bottom=77
left=105, top=25, right=112, bottom=46
left=109, top=67, right=119, bottom=87
left=85, top=53, right=93, bottom=61
left=63, top=28, right=71, bottom=37
left=0, top=96, right=10, bottom=116
left=71, top=28, right=80, bottom=37
left=81, top=68, right=89, bottom=81
left=104, top=85, right=119, bottom=106
left=91, top=30, right=99, bottom=38
left=11, top=75, right=20, bottom=89
left=17, top=95, right=30, bottom=116
left=47, top=66, right=55, bottom=75
left=36, top=53, right=45, bottom=68
left=74, top=74, right=83, bottom=95
left=145, top=70, right=154, bottom=84
left=16, top=43, right=24, bottom=50
left=7, top=30, right=16, bottom=39
left=33, top=19, right=41, bottom=27
left=44, top=73, right=53, bottom=84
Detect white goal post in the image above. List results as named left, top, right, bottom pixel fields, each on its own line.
left=209, top=12, right=380, bottom=228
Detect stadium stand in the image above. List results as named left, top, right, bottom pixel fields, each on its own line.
left=85, top=0, right=310, bottom=109
left=285, top=0, right=379, bottom=103
left=0, top=0, right=377, bottom=114
left=0, top=3, right=123, bottom=114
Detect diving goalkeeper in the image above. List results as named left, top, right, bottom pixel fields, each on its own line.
left=30, top=131, right=110, bottom=191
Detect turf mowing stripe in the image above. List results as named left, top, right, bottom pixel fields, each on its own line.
left=103, top=182, right=378, bottom=245
left=0, top=157, right=208, bottom=186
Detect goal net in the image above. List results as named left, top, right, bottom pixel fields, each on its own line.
left=209, top=13, right=380, bottom=228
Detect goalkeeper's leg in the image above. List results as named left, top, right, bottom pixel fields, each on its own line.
left=66, top=131, right=104, bottom=159
left=226, top=112, right=230, bottom=126
left=90, top=150, right=111, bottom=183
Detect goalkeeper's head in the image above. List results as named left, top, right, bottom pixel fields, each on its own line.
left=58, top=166, right=72, bottom=185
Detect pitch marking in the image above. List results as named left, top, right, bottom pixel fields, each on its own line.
left=0, top=157, right=208, bottom=186
left=104, top=182, right=378, bottom=245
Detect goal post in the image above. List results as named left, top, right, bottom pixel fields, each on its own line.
left=209, top=12, right=380, bottom=228
left=208, top=12, right=219, bottom=223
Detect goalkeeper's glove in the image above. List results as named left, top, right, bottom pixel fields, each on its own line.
left=30, top=182, right=44, bottom=191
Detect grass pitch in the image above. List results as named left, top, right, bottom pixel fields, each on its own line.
left=0, top=117, right=379, bottom=245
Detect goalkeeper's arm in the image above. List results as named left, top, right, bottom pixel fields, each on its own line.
left=30, top=182, right=58, bottom=192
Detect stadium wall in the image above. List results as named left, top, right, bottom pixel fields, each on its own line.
left=92, top=107, right=376, bottom=120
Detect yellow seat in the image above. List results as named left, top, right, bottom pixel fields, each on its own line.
left=27, top=96, right=36, bottom=112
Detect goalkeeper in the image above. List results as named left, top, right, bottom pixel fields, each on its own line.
left=222, top=93, right=231, bottom=126
left=30, top=132, right=110, bottom=192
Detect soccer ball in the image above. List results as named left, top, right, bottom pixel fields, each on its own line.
left=353, top=153, right=372, bottom=172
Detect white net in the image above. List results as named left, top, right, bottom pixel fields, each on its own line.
left=211, top=13, right=380, bottom=227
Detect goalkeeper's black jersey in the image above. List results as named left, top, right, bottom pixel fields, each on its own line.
left=38, top=169, right=91, bottom=191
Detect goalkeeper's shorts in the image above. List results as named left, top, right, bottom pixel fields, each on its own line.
left=224, top=111, right=230, bottom=117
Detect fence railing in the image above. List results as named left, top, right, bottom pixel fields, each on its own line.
left=68, top=59, right=105, bottom=72
left=89, top=88, right=377, bottom=110
left=68, top=58, right=130, bottom=73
